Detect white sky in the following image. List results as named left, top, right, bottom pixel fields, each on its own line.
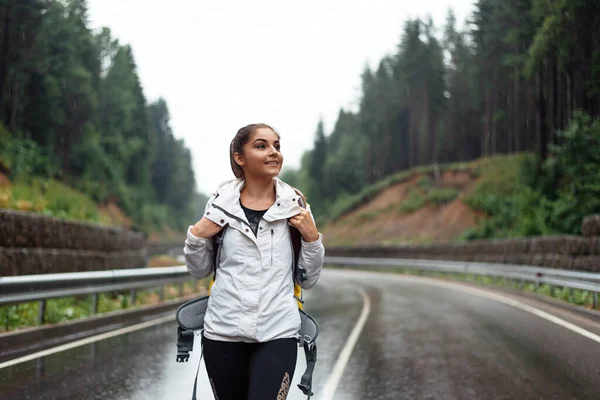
left=87, top=0, right=474, bottom=194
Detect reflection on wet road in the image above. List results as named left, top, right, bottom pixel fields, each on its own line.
left=2, top=268, right=600, bottom=399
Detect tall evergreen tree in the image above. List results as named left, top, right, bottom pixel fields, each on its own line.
left=306, top=120, right=327, bottom=210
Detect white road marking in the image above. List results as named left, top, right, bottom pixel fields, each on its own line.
left=334, top=269, right=600, bottom=346
left=441, top=280, right=600, bottom=345
left=320, top=288, right=371, bottom=400
left=0, top=314, right=174, bottom=369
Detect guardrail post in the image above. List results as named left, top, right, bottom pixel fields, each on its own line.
left=129, top=289, right=136, bottom=306
left=569, top=288, right=574, bottom=303
left=38, top=300, right=46, bottom=325
left=159, top=285, right=165, bottom=301
left=593, top=293, right=598, bottom=309
left=178, top=283, right=184, bottom=297
left=91, top=293, right=99, bottom=315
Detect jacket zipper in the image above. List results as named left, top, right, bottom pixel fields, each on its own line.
left=271, top=229, right=274, bottom=267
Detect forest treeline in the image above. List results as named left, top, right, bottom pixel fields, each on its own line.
left=0, top=0, right=202, bottom=232
left=282, top=0, right=600, bottom=236
left=1, top=0, right=599, bottom=236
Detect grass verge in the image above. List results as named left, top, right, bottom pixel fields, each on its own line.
left=0, top=279, right=208, bottom=333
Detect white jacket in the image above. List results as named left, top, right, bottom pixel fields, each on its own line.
left=184, top=177, right=325, bottom=342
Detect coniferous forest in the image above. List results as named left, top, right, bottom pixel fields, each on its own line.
left=1, top=0, right=599, bottom=237
left=0, top=0, right=201, bottom=233
left=283, top=0, right=600, bottom=237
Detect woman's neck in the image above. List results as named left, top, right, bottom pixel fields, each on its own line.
left=240, top=176, right=276, bottom=207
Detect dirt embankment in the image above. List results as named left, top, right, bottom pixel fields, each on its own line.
left=321, top=170, right=486, bottom=246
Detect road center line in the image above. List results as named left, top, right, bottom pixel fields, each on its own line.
left=0, top=314, right=175, bottom=369
left=320, top=288, right=371, bottom=400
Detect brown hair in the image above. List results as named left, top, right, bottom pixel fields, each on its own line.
left=230, top=123, right=280, bottom=178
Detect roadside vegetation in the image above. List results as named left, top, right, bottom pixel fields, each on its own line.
left=326, top=264, right=598, bottom=310
left=0, top=279, right=208, bottom=333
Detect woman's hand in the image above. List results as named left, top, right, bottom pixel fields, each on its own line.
left=289, top=209, right=319, bottom=243
left=190, top=217, right=224, bottom=239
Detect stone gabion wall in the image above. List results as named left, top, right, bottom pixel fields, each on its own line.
left=327, top=215, right=600, bottom=272
left=0, top=210, right=147, bottom=276
left=146, top=240, right=183, bottom=257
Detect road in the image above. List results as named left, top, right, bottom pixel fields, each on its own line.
left=2, top=268, right=600, bottom=399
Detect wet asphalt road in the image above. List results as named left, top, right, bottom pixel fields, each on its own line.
left=2, top=268, right=600, bottom=399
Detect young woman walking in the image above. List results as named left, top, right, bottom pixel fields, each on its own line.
left=184, top=123, right=325, bottom=399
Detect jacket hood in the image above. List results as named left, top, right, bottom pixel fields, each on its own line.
left=210, top=177, right=303, bottom=222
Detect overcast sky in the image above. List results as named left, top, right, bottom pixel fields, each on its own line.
left=87, top=0, right=475, bottom=194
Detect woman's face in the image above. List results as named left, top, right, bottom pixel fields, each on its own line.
left=235, top=127, right=283, bottom=179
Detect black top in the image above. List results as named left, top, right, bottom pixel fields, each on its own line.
left=240, top=203, right=268, bottom=236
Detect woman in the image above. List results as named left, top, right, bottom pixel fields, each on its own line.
left=184, top=123, right=325, bottom=400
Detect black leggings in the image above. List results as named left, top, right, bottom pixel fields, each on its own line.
left=202, top=336, right=298, bottom=400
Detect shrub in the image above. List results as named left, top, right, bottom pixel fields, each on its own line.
left=427, top=188, right=459, bottom=204
left=399, top=188, right=426, bottom=214
left=0, top=131, right=59, bottom=179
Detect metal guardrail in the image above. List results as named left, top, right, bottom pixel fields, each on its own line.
left=0, top=266, right=193, bottom=324
left=2, top=257, right=599, bottom=326
left=324, top=256, right=600, bottom=308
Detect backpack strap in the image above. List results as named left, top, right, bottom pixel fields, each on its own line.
left=290, top=187, right=319, bottom=399
left=208, top=226, right=226, bottom=294
left=297, top=341, right=317, bottom=399
left=212, top=228, right=225, bottom=272
left=191, top=339, right=204, bottom=400
left=290, top=187, right=309, bottom=289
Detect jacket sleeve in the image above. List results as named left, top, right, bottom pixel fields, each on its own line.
left=297, top=205, right=325, bottom=289
left=183, top=195, right=216, bottom=280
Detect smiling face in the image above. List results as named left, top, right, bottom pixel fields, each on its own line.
left=233, top=127, right=283, bottom=179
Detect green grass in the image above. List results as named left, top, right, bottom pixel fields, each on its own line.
left=463, top=154, right=529, bottom=212
left=398, top=188, right=426, bottom=213
left=427, top=187, right=459, bottom=204
left=0, top=280, right=207, bottom=332
left=350, top=210, right=383, bottom=226
left=0, top=178, right=112, bottom=225
left=417, top=176, right=434, bottom=189
left=459, top=153, right=559, bottom=241
left=397, top=186, right=459, bottom=214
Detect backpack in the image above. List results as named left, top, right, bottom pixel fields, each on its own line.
left=176, top=188, right=319, bottom=399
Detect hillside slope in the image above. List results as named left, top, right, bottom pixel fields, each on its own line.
left=320, top=155, right=524, bottom=246
left=0, top=170, right=179, bottom=240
